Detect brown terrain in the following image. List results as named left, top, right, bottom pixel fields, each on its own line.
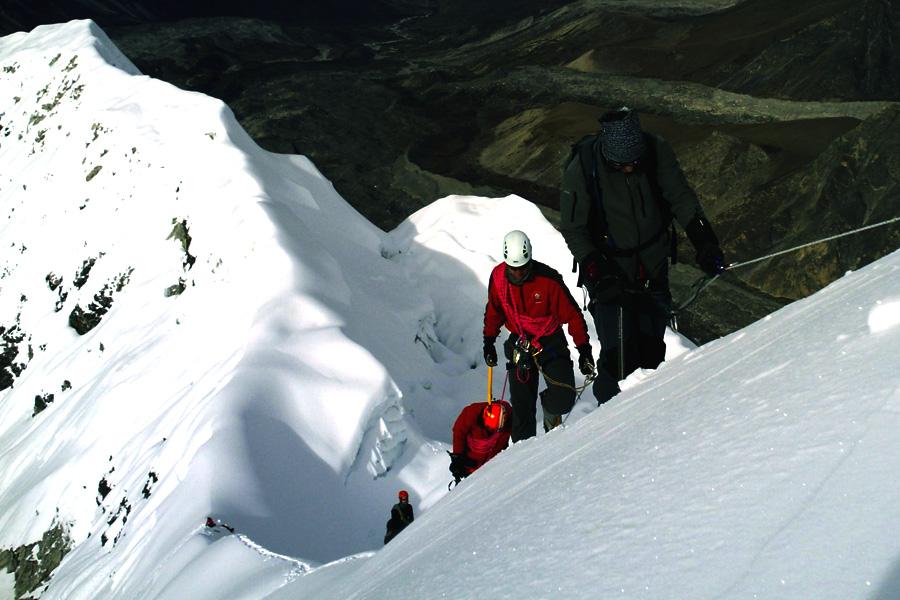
left=2, top=0, right=899, bottom=343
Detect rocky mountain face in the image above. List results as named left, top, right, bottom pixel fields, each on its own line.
left=2, top=0, right=898, bottom=343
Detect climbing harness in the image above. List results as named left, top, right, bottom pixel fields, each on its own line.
left=512, top=336, right=540, bottom=382
left=510, top=337, right=596, bottom=395
left=514, top=339, right=597, bottom=428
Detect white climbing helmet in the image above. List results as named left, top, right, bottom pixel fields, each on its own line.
left=503, top=230, right=532, bottom=267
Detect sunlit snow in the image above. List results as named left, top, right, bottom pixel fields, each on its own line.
left=0, top=19, right=898, bottom=600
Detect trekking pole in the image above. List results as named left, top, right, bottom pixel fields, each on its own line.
left=617, top=305, right=625, bottom=382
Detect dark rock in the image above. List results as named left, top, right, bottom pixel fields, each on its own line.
left=72, top=257, right=96, bottom=289
left=0, top=323, right=29, bottom=391
left=167, top=219, right=196, bottom=269
left=32, top=393, right=54, bottom=416
left=715, top=105, right=900, bottom=300
left=0, top=522, right=73, bottom=599
left=54, top=288, right=69, bottom=312
left=142, top=472, right=159, bottom=498
left=68, top=269, right=133, bottom=335
left=45, top=272, right=62, bottom=291
left=68, top=296, right=111, bottom=336
left=709, top=0, right=900, bottom=101
left=164, top=280, right=186, bottom=297
left=97, top=477, right=112, bottom=504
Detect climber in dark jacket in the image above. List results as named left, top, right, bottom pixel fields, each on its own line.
left=384, top=489, right=414, bottom=544
left=559, top=107, right=725, bottom=406
left=449, top=400, right=512, bottom=482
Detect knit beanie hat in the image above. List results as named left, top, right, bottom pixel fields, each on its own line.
left=599, top=109, right=646, bottom=164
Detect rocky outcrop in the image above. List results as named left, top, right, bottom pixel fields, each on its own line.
left=719, top=105, right=900, bottom=299
left=712, top=0, right=900, bottom=101
left=0, top=321, right=29, bottom=391
left=68, top=268, right=134, bottom=335
left=0, top=522, right=72, bottom=599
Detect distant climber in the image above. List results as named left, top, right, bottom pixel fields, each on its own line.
left=559, top=107, right=725, bottom=405
left=384, top=489, right=414, bottom=544
left=448, top=400, right=512, bottom=482
left=204, top=516, right=235, bottom=534
left=483, top=230, right=595, bottom=442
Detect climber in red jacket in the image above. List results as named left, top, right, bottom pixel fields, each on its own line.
left=448, top=400, right=512, bottom=482
left=483, top=230, right=595, bottom=441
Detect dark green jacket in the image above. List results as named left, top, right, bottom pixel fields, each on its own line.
left=559, top=134, right=705, bottom=282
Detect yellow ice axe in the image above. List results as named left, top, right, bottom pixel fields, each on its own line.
left=487, top=365, right=493, bottom=406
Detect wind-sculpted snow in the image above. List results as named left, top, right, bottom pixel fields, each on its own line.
left=0, top=19, right=512, bottom=597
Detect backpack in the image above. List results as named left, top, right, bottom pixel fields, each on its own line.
left=566, top=133, right=678, bottom=270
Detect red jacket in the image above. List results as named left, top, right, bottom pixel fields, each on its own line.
left=483, top=261, right=589, bottom=348
left=452, top=401, right=512, bottom=474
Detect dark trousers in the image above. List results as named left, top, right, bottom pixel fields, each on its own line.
left=384, top=518, right=407, bottom=544
left=503, top=329, right=575, bottom=442
left=589, top=283, right=672, bottom=406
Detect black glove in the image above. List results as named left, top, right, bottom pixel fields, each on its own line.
left=685, top=216, right=726, bottom=276
left=483, top=336, right=498, bottom=367
left=448, top=452, right=470, bottom=481
left=577, top=344, right=595, bottom=376
left=697, top=244, right=725, bottom=276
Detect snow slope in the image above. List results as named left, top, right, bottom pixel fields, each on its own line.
left=282, top=249, right=900, bottom=600
left=2, top=19, right=899, bottom=600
